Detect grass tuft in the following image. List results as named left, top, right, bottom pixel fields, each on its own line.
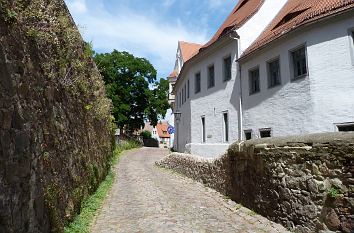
left=64, top=140, right=141, bottom=233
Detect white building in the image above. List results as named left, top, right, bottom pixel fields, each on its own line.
left=238, top=0, right=354, bottom=140
left=172, top=0, right=288, bottom=157
left=167, top=41, right=203, bottom=149
left=172, top=0, right=354, bottom=158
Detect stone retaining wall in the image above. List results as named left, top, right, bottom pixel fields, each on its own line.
left=157, top=133, right=354, bottom=232
left=0, top=1, right=113, bottom=232
left=156, top=153, right=231, bottom=195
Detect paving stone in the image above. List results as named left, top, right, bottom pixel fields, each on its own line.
left=91, top=148, right=290, bottom=233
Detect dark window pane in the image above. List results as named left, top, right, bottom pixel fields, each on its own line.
left=208, top=65, right=215, bottom=88
left=245, top=131, right=252, bottom=140
left=292, top=46, right=307, bottom=78
left=268, top=59, right=281, bottom=87
left=202, top=117, right=206, bottom=142
left=187, top=80, right=190, bottom=98
left=223, top=113, right=229, bottom=142
left=195, top=73, right=201, bottom=94
left=260, top=129, right=271, bottom=138
left=337, top=124, right=354, bottom=132
left=249, top=68, right=260, bottom=94
left=224, top=56, right=232, bottom=81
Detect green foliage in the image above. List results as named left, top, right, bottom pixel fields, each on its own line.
left=328, top=187, right=340, bottom=198
left=64, top=141, right=141, bottom=233
left=141, top=130, right=152, bottom=139
left=4, top=9, right=17, bottom=23
left=146, top=78, right=170, bottom=126
left=94, top=50, right=169, bottom=131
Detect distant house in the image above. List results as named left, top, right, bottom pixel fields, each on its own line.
left=170, top=0, right=354, bottom=158
left=156, top=122, right=171, bottom=148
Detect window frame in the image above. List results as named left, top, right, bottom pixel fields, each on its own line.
left=223, top=55, right=232, bottom=82
left=259, top=128, right=272, bottom=138
left=248, top=66, right=260, bottom=95
left=187, top=79, right=190, bottom=99
left=267, top=57, right=281, bottom=88
left=208, top=64, right=215, bottom=89
left=289, top=44, right=308, bottom=80
left=194, top=72, right=201, bottom=94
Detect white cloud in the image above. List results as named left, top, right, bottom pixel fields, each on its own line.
left=163, top=0, right=176, bottom=8
left=66, top=1, right=207, bottom=77
left=66, top=0, right=87, bottom=14
left=208, top=0, right=223, bottom=9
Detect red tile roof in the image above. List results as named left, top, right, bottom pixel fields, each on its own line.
left=156, top=122, right=170, bottom=138
left=168, top=70, right=178, bottom=79
left=202, top=0, right=265, bottom=49
left=240, top=0, right=354, bottom=60
left=179, top=41, right=203, bottom=62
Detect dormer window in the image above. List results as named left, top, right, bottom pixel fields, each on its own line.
left=234, top=0, right=249, bottom=12
left=273, top=8, right=309, bottom=30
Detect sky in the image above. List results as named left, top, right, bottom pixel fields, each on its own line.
left=64, top=0, right=236, bottom=79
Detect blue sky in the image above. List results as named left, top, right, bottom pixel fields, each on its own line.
left=65, top=0, right=236, bottom=78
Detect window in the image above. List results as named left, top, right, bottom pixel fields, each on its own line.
left=182, top=88, right=184, bottom=104
left=244, top=130, right=252, bottom=140
left=259, top=128, right=271, bottom=138
left=336, top=123, right=354, bottom=132
left=267, top=58, right=281, bottom=88
left=249, top=67, right=260, bottom=95
left=201, top=116, right=206, bottom=143
left=223, top=112, right=229, bottom=142
left=351, top=31, right=354, bottom=46
left=223, top=56, right=232, bottom=81
left=187, top=80, right=190, bottom=98
left=208, top=65, right=215, bottom=88
left=179, top=92, right=182, bottom=108
left=195, top=72, right=201, bottom=94
left=291, top=46, right=308, bottom=79
left=185, top=86, right=187, bottom=101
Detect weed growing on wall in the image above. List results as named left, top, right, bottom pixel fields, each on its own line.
left=64, top=141, right=141, bottom=233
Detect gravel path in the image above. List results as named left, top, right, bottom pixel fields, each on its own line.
left=91, top=147, right=289, bottom=233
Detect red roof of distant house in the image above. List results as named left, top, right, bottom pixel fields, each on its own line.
left=179, top=41, right=203, bottom=62
left=240, top=0, right=354, bottom=60
left=156, top=122, right=170, bottom=138
left=168, top=70, right=178, bottom=79
left=202, top=0, right=264, bottom=49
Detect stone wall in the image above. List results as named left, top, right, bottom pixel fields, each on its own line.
left=156, top=153, right=231, bottom=195
left=0, top=1, right=113, bottom=233
left=157, top=133, right=354, bottom=232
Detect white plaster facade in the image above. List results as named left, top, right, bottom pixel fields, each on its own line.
left=239, top=13, right=354, bottom=139
left=173, top=0, right=288, bottom=158
left=172, top=1, right=354, bottom=158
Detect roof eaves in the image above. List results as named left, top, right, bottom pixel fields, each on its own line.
left=239, top=6, right=354, bottom=62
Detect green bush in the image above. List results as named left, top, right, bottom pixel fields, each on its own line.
left=140, top=130, right=152, bottom=139
left=64, top=141, right=141, bottom=233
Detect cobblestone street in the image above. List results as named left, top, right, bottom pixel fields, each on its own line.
left=91, top=147, right=290, bottom=233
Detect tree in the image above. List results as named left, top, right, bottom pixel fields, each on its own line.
left=94, top=50, right=169, bottom=132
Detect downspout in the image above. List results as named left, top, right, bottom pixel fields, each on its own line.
left=238, top=59, right=243, bottom=142
left=237, top=37, right=243, bottom=142
left=230, top=30, right=243, bottom=142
